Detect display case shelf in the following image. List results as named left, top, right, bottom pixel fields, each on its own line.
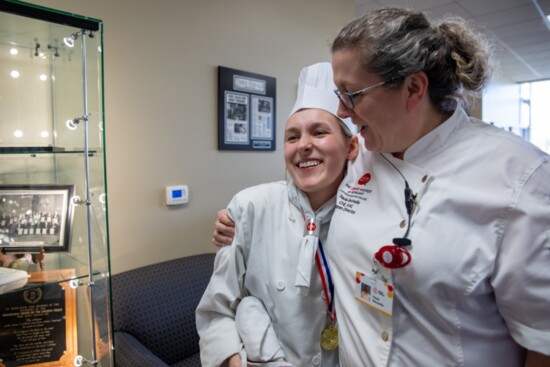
left=0, top=150, right=99, bottom=155
left=0, top=1, right=113, bottom=366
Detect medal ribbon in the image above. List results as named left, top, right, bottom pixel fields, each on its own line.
left=315, top=240, right=335, bottom=322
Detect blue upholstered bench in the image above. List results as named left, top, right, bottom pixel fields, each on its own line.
left=111, top=253, right=215, bottom=367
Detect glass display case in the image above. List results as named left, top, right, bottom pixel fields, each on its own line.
left=0, top=0, right=113, bottom=365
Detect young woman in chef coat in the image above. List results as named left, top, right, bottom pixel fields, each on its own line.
left=196, top=62, right=358, bottom=367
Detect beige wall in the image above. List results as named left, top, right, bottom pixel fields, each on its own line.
left=24, top=0, right=355, bottom=273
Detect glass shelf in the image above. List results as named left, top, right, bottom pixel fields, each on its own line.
left=0, top=269, right=107, bottom=296
left=0, top=149, right=99, bottom=155
left=0, top=1, right=112, bottom=365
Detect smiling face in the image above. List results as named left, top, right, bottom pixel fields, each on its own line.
left=332, top=49, right=451, bottom=159
left=332, top=49, right=412, bottom=156
left=284, top=108, right=358, bottom=211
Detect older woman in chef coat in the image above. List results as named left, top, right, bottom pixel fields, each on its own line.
left=328, top=7, right=550, bottom=367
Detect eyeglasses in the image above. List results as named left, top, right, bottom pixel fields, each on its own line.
left=334, top=80, right=387, bottom=109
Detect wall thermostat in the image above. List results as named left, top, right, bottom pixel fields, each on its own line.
left=165, top=185, right=189, bottom=206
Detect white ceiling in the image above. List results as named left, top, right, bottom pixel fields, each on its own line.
left=355, top=0, right=550, bottom=83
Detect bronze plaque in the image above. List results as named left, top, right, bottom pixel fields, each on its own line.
left=0, top=270, right=77, bottom=367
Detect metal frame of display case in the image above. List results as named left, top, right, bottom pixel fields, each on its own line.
left=0, top=1, right=112, bottom=366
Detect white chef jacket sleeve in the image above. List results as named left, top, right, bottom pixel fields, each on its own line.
left=235, top=296, right=288, bottom=363
left=196, top=194, right=250, bottom=367
left=492, top=158, right=550, bottom=354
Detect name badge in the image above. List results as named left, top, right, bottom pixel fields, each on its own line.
left=354, top=271, right=394, bottom=317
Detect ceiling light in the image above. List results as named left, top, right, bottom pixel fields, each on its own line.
left=10, top=48, right=18, bottom=55
left=532, top=0, right=550, bottom=31
left=10, top=70, right=20, bottom=78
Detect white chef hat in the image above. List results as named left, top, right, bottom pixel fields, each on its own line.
left=289, top=62, right=355, bottom=136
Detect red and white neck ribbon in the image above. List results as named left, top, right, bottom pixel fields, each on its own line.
left=315, top=239, right=335, bottom=322
left=294, top=188, right=334, bottom=296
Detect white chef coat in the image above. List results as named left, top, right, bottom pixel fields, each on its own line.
left=327, top=107, right=550, bottom=367
left=196, top=181, right=339, bottom=367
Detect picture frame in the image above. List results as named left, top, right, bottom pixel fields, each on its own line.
left=0, top=184, right=75, bottom=252
left=218, top=66, right=277, bottom=151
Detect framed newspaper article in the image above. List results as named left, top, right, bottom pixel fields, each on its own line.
left=218, top=66, right=276, bottom=151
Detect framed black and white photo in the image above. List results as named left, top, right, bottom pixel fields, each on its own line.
left=0, top=185, right=75, bottom=252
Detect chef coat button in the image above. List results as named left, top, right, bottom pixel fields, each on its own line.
left=399, top=220, right=406, bottom=228
left=381, top=330, right=389, bottom=341
left=422, top=175, right=429, bottom=183
left=312, top=354, right=321, bottom=365
left=321, top=292, right=326, bottom=300
left=276, top=280, right=286, bottom=291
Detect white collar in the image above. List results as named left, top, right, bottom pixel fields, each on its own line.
left=404, top=107, right=468, bottom=163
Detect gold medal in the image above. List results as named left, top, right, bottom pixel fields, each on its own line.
left=320, top=322, right=338, bottom=350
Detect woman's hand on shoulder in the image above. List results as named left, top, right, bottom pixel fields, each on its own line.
left=212, top=209, right=236, bottom=247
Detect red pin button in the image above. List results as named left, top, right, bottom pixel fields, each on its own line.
left=375, top=245, right=411, bottom=269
